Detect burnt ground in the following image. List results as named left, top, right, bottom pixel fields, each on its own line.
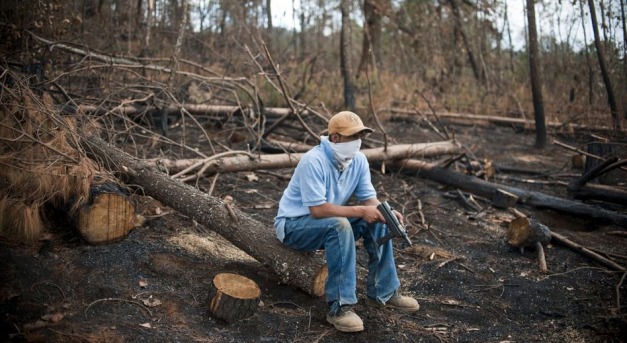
left=1, top=118, right=626, bottom=343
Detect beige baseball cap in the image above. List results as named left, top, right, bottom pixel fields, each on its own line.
left=328, top=111, right=374, bottom=136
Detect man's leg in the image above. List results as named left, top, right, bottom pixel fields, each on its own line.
left=281, top=215, right=358, bottom=305
left=350, top=218, right=400, bottom=302
left=282, top=215, right=364, bottom=332
left=351, top=218, right=420, bottom=311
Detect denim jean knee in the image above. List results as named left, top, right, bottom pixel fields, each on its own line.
left=282, top=215, right=400, bottom=304
left=283, top=216, right=358, bottom=304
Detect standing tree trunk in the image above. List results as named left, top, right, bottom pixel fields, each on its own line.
left=357, top=0, right=384, bottom=78
left=504, top=2, right=515, bottom=73
left=588, top=0, right=622, bottom=129
left=449, top=0, right=484, bottom=83
left=299, top=9, right=306, bottom=60
left=265, top=0, right=273, bottom=51
left=141, top=0, right=155, bottom=56
left=525, top=0, right=547, bottom=148
left=579, top=0, right=595, bottom=106
left=340, top=0, right=356, bottom=110
left=619, top=0, right=627, bottom=121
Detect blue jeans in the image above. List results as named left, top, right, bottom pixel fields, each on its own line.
left=282, top=215, right=400, bottom=305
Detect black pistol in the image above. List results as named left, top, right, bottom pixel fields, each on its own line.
left=376, top=201, right=412, bottom=246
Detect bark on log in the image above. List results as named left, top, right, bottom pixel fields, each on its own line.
left=392, top=159, right=627, bottom=227
left=492, top=189, right=519, bottom=209
left=568, top=157, right=627, bottom=205
left=388, top=108, right=627, bottom=133
left=81, top=134, right=328, bottom=297
left=568, top=183, right=627, bottom=205
left=65, top=104, right=307, bottom=118
left=207, top=273, right=261, bottom=323
left=146, top=140, right=461, bottom=176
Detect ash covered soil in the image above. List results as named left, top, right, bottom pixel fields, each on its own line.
left=1, top=119, right=626, bottom=343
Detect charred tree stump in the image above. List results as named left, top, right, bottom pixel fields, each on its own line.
left=207, top=273, right=261, bottom=323
left=506, top=212, right=551, bottom=273
left=568, top=156, right=627, bottom=206
left=584, top=142, right=615, bottom=183
left=77, top=184, right=142, bottom=245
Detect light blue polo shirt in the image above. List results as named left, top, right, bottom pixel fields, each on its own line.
left=274, top=136, right=377, bottom=242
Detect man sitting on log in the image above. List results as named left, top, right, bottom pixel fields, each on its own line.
left=274, top=111, right=419, bottom=333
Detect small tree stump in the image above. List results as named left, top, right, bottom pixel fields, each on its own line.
left=507, top=216, right=552, bottom=273
left=571, top=154, right=585, bottom=169
left=77, top=185, right=140, bottom=245
left=207, top=273, right=261, bottom=323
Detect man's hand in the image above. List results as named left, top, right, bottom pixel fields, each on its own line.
left=362, top=205, right=384, bottom=224
left=393, top=209, right=404, bottom=225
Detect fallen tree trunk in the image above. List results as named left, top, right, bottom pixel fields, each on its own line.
left=80, top=134, right=328, bottom=297
left=66, top=104, right=307, bottom=118
left=392, top=159, right=627, bottom=227
left=146, top=140, right=461, bottom=176
left=567, top=157, right=627, bottom=205
left=388, top=108, right=627, bottom=133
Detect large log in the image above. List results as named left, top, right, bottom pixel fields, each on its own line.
left=80, top=134, right=328, bottom=297
left=393, top=159, right=627, bottom=227
left=146, top=140, right=462, bottom=175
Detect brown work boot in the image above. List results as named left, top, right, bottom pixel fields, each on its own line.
left=326, top=302, right=364, bottom=332
left=368, top=291, right=420, bottom=312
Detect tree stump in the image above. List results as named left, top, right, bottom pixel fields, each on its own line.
left=571, top=154, right=585, bottom=169
left=207, top=273, right=261, bottom=323
left=77, top=184, right=141, bottom=245
left=584, top=142, right=626, bottom=185
left=507, top=216, right=551, bottom=273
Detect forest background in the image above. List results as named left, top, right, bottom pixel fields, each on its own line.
left=1, top=0, right=625, bottom=140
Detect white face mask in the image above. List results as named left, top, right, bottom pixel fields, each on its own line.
left=329, top=139, right=362, bottom=170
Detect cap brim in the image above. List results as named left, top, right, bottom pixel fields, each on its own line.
left=338, top=126, right=374, bottom=136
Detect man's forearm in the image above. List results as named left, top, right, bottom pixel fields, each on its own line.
left=360, top=198, right=380, bottom=207
left=309, top=202, right=368, bottom=219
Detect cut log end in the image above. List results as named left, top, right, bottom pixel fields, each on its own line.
left=492, top=189, right=519, bottom=209
left=312, top=265, right=328, bottom=297
left=77, top=191, right=137, bottom=245
left=507, top=217, right=551, bottom=248
left=507, top=217, right=532, bottom=247
left=208, top=273, right=261, bottom=323
left=508, top=217, right=552, bottom=273
left=571, top=154, right=585, bottom=169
